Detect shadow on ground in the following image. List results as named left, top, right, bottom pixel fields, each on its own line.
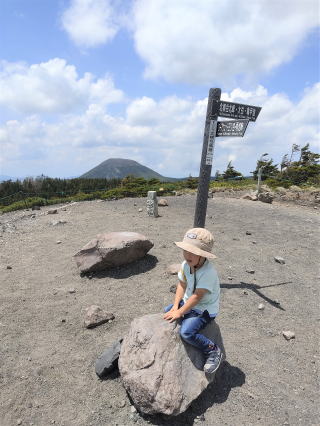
left=221, top=280, right=293, bottom=311
left=81, top=254, right=158, bottom=279
left=141, top=361, right=245, bottom=425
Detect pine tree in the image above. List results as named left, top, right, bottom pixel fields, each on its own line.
left=222, top=161, right=242, bottom=180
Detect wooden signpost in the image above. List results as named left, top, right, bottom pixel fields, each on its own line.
left=193, top=88, right=262, bottom=228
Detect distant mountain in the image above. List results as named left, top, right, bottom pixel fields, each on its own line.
left=80, top=158, right=175, bottom=181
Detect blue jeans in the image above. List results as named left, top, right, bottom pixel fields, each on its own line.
left=164, top=301, right=216, bottom=355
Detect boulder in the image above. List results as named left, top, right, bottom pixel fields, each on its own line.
left=275, top=186, right=287, bottom=195
left=74, top=232, right=154, bottom=273
left=289, top=185, right=301, bottom=192
left=118, top=313, right=225, bottom=416
left=257, top=192, right=274, bottom=204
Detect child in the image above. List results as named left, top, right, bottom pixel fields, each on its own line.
left=163, top=227, right=222, bottom=374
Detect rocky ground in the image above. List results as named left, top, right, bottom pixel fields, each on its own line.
left=0, top=193, right=319, bottom=426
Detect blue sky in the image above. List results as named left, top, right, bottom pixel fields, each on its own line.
left=0, top=0, right=319, bottom=179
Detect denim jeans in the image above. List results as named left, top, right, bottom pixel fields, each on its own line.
left=164, top=301, right=216, bottom=355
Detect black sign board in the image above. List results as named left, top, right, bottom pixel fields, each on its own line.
left=216, top=100, right=261, bottom=122
left=216, top=119, right=249, bottom=137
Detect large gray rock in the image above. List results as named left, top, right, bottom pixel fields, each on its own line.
left=258, top=192, right=274, bottom=204
left=74, top=232, right=153, bottom=273
left=118, top=313, right=225, bottom=416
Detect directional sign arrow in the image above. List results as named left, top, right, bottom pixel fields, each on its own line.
left=215, top=100, right=261, bottom=121
left=216, top=119, right=249, bottom=137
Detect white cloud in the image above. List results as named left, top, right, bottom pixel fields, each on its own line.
left=131, top=0, right=319, bottom=84
left=1, top=82, right=319, bottom=178
left=61, top=0, right=119, bottom=47
left=0, top=59, right=124, bottom=114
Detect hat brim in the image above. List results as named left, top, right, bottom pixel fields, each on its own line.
left=175, top=241, right=217, bottom=259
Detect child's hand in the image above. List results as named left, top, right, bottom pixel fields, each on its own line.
left=163, top=309, right=182, bottom=322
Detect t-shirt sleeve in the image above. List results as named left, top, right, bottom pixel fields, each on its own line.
left=178, top=261, right=187, bottom=283
left=196, top=267, right=219, bottom=293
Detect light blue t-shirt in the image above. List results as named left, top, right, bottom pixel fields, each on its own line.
left=178, top=259, right=220, bottom=316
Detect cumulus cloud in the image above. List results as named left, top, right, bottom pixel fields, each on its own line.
left=61, top=0, right=119, bottom=47
left=131, top=0, right=319, bottom=84
left=0, top=59, right=124, bottom=114
left=1, top=82, right=319, bottom=178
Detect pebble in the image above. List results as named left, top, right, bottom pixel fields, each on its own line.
left=258, top=303, right=265, bottom=310
left=243, top=290, right=248, bottom=295
left=246, top=269, right=255, bottom=274
left=17, top=420, right=22, bottom=425
left=138, top=208, right=143, bottom=212
left=6, top=265, right=12, bottom=269
left=246, top=231, right=252, bottom=235
left=252, top=241, right=257, bottom=244
left=232, top=237, right=240, bottom=241
left=61, top=319, right=66, bottom=323
left=130, top=406, right=137, bottom=413
left=274, top=256, right=285, bottom=264
left=56, top=241, right=62, bottom=244
left=282, top=330, right=295, bottom=340
left=68, top=288, right=76, bottom=294
left=227, top=276, right=233, bottom=280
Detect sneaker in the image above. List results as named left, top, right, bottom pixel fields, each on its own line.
left=204, top=346, right=222, bottom=374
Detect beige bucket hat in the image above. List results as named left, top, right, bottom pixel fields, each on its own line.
left=175, top=227, right=217, bottom=259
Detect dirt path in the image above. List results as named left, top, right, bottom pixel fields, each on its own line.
left=0, top=195, right=319, bottom=426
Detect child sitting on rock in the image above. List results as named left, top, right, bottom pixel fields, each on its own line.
left=163, top=227, right=222, bottom=374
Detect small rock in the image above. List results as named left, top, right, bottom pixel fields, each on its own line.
left=232, top=237, right=240, bottom=241
left=243, top=291, right=248, bottom=295
left=47, top=209, right=58, bottom=214
left=84, top=305, right=115, bottom=328
left=282, top=330, right=295, bottom=340
left=258, top=303, right=265, bottom=310
left=252, top=241, right=257, bottom=244
left=134, top=203, right=137, bottom=206
left=6, top=265, right=12, bottom=269
left=227, top=276, right=233, bottom=280
left=274, top=256, right=285, bottom=264
left=138, top=208, right=143, bottom=212
left=158, top=198, right=168, bottom=207
left=245, top=231, right=252, bottom=235
left=56, top=241, right=62, bottom=244
left=61, top=319, right=66, bottom=323
left=130, top=406, right=137, bottom=413
left=166, top=264, right=181, bottom=275
left=17, top=420, right=22, bottom=425
left=169, top=284, right=177, bottom=293
left=51, top=220, right=67, bottom=226
left=68, top=288, right=76, bottom=294
left=246, top=269, right=255, bottom=274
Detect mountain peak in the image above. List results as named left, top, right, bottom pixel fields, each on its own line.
left=80, top=158, right=170, bottom=181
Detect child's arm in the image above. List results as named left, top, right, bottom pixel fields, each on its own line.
left=173, top=280, right=186, bottom=309
left=163, top=281, right=186, bottom=320
left=164, top=288, right=208, bottom=322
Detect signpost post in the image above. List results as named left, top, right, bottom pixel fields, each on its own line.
left=193, top=88, right=261, bottom=228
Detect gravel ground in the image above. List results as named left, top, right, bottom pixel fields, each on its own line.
left=0, top=194, right=319, bottom=426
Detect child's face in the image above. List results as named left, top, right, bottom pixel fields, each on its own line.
left=183, top=250, right=202, bottom=267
